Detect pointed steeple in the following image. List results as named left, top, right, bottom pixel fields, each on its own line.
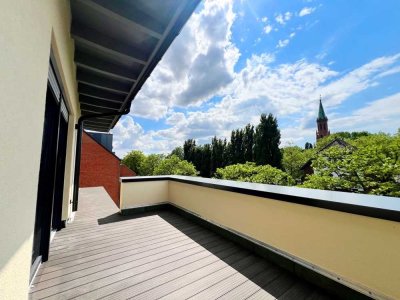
left=316, top=95, right=330, bottom=141
left=317, top=95, right=328, bottom=121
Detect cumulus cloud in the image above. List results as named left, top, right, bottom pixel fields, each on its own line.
left=113, top=116, right=187, bottom=157
left=299, top=7, right=316, bottom=17
left=129, top=0, right=239, bottom=119
left=113, top=52, right=400, bottom=156
left=111, top=0, right=400, bottom=156
left=330, top=93, right=400, bottom=132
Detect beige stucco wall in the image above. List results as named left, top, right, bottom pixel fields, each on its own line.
left=120, top=180, right=169, bottom=209
left=120, top=180, right=400, bottom=299
left=168, top=181, right=400, bottom=300
left=0, top=1, right=79, bottom=299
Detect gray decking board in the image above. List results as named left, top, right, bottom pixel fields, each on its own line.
left=29, top=187, right=332, bottom=300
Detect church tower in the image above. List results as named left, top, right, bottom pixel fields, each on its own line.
left=316, top=96, right=330, bottom=140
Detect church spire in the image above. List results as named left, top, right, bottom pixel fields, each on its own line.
left=317, top=95, right=327, bottom=121
left=316, top=95, right=330, bottom=140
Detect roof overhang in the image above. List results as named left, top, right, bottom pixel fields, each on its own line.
left=70, top=0, right=200, bottom=132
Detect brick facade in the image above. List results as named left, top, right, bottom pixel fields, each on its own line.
left=80, top=132, right=135, bottom=206
left=120, top=164, right=136, bottom=177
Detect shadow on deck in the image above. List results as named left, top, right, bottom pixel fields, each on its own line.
left=29, top=187, right=332, bottom=300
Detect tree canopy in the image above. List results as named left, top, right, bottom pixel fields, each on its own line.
left=215, top=162, right=294, bottom=186
left=254, top=113, right=282, bottom=168
left=169, top=146, right=184, bottom=160
left=122, top=151, right=197, bottom=176
left=302, top=133, right=400, bottom=197
left=140, top=154, right=164, bottom=176
left=121, top=150, right=146, bottom=175
left=123, top=124, right=399, bottom=197
left=153, top=155, right=198, bottom=176
left=282, top=146, right=314, bottom=182
left=182, top=113, right=282, bottom=178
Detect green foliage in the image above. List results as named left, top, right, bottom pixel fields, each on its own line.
left=121, top=150, right=146, bottom=175
left=169, top=146, right=184, bottom=160
left=315, top=131, right=370, bottom=151
left=302, top=133, right=400, bottom=197
left=228, top=128, right=245, bottom=164
left=153, top=155, right=198, bottom=176
left=183, top=139, right=196, bottom=163
left=254, top=113, right=282, bottom=168
left=141, top=154, right=164, bottom=176
left=215, top=162, right=294, bottom=186
left=195, top=144, right=212, bottom=177
left=243, top=124, right=255, bottom=162
left=282, top=146, right=314, bottom=182
left=334, top=131, right=370, bottom=140
left=211, top=136, right=227, bottom=174
left=182, top=114, right=282, bottom=178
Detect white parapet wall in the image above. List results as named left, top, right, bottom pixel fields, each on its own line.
left=120, top=176, right=400, bottom=300
left=120, top=177, right=169, bottom=210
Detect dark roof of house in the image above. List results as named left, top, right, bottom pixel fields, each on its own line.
left=70, top=0, right=200, bottom=132
left=301, top=138, right=351, bottom=170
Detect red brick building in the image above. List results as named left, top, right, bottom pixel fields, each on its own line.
left=79, top=131, right=135, bottom=206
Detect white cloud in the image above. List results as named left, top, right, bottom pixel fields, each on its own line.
left=115, top=55, right=331, bottom=154
left=113, top=116, right=187, bottom=157
left=129, top=0, right=239, bottom=119
left=330, top=93, right=400, bottom=133
left=299, top=7, right=316, bottom=17
left=111, top=0, right=400, bottom=155
left=114, top=53, right=400, bottom=155
left=261, top=16, right=268, bottom=23
left=277, top=39, right=290, bottom=48
left=263, top=25, right=273, bottom=34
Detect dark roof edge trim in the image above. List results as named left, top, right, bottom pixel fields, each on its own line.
left=120, top=176, right=400, bottom=222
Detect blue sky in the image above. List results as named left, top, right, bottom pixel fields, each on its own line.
left=112, top=0, right=400, bottom=157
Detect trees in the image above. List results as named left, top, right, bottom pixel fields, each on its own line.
left=254, top=113, right=282, bottom=168
left=169, top=146, right=184, bottom=160
left=199, top=144, right=212, bottom=177
left=122, top=150, right=146, bottom=175
left=282, top=146, right=313, bottom=182
left=243, top=124, right=254, bottom=162
left=302, top=133, right=400, bottom=197
left=141, top=154, right=164, bottom=176
left=211, top=136, right=227, bottom=174
left=181, top=114, right=282, bottom=178
left=153, top=155, right=198, bottom=176
left=228, top=129, right=245, bottom=164
left=122, top=151, right=198, bottom=176
left=305, top=142, right=313, bottom=149
left=183, top=139, right=196, bottom=163
left=214, top=162, right=294, bottom=186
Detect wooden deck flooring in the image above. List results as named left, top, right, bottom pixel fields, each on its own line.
left=30, top=187, right=332, bottom=300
